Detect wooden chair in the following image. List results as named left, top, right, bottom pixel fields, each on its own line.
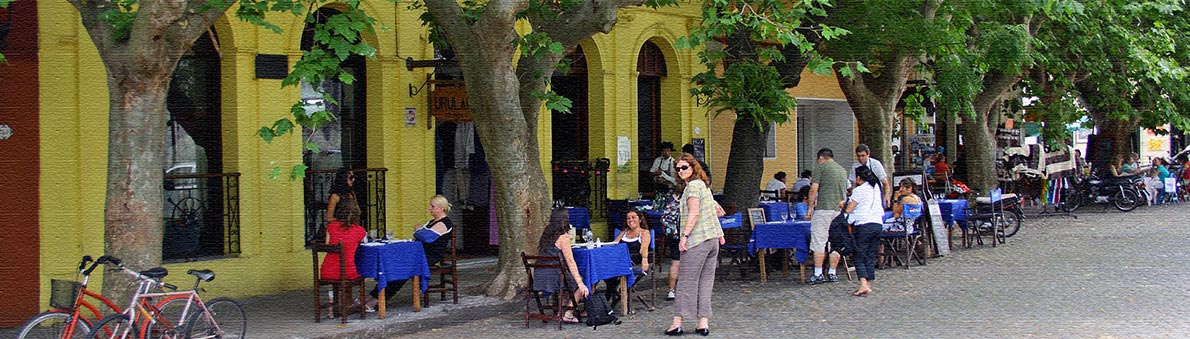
left=424, top=229, right=459, bottom=307
left=521, top=252, right=580, bottom=329
left=311, top=242, right=366, bottom=324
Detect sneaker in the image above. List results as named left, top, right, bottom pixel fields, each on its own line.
left=827, top=274, right=839, bottom=283
left=666, top=290, right=676, bottom=300
left=807, top=274, right=825, bottom=285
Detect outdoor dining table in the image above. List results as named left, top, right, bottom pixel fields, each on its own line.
left=748, top=220, right=811, bottom=283
left=572, top=242, right=636, bottom=315
left=758, top=201, right=791, bottom=222
left=937, top=199, right=969, bottom=248
left=566, top=206, right=590, bottom=229
left=356, top=240, right=431, bottom=319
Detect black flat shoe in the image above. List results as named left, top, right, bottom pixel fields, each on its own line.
left=695, top=327, right=710, bottom=336
left=665, top=327, right=684, bottom=336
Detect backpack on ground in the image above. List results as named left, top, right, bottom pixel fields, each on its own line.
left=584, top=294, right=621, bottom=329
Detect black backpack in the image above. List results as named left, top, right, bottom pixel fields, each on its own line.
left=584, top=294, right=621, bottom=329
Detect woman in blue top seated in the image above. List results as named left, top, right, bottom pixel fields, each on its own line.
left=365, top=195, right=454, bottom=310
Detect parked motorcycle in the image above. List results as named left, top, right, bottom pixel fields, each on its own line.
left=974, top=193, right=1024, bottom=237
left=1058, top=173, right=1143, bottom=212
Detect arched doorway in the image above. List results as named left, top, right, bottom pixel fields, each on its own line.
left=551, top=46, right=590, bottom=206
left=637, top=41, right=667, bottom=195
left=163, top=28, right=229, bottom=260
left=301, top=8, right=371, bottom=243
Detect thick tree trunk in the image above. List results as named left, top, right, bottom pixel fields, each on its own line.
left=836, top=63, right=910, bottom=176
left=721, top=117, right=767, bottom=210
left=960, top=108, right=997, bottom=195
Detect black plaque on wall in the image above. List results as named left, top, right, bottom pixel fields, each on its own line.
left=255, top=54, right=289, bottom=79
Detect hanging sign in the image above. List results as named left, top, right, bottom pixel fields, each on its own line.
left=429, top=84, right=472, bottom=121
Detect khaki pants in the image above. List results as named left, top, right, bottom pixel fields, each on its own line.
left=674, top=239, right=719, bottom=319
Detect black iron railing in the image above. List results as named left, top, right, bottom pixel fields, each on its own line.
left=550, top=158, right=609, bottom=218
left=162, top=172, right=240, bottom=261
left=304, top=168, right=388, bottom=243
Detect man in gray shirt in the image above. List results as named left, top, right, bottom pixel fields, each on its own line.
left=804, top=148, right=848, bottom=284
left=849, top=144, right=892, bottom=206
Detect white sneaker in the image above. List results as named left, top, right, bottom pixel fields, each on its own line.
left=666, top=290, right=676, bottom=300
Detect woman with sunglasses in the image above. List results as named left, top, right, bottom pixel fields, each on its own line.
left=326, top=169, right=361, bottom=225
left=665, top=154, right=725, bottom=336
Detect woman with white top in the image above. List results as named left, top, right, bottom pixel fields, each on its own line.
left=843, top=165, right=885, bottom=297
left=605, top=210, right=651, bottom=302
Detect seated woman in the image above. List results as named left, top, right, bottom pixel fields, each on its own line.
left=320, top=204, right=367, bottom=281
left=365, top=195, right=454, bottom=310
left=534, top=208, right=590, bottom=323
left=604, top=210, right=651, bottom=302
left=886, top=178, right=923, bottom=233
left=892, top=178, right=922, bottom=219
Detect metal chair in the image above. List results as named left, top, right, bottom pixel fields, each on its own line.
left=311, top=242, right=367, bottom=324
left=424, top=229, right=458, bottom=307
left=521, top=252, right=580, bottom=329
left=878, top=204, right=927, bottom=269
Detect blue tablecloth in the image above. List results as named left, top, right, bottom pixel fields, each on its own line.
left=355, top=241, right=431, bottom=293
left=748, top=221, right=812, bottom=264
left=644, top=210, right=664, bottom=229
left=628, top=200, right=654, bottom=209
left=938, top=199, right=968, bottom=229
left=759, top=201, right=791, bottom=222
left=572, top=243, right=636, bottom=291
left=567, top=207, right=590, bottom=229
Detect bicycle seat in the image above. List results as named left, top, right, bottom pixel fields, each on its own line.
left=141, top=267, right=169, bottom=280
left=187, top=269, right=216, bottom=282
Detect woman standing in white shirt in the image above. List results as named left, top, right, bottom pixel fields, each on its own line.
left=843, top=165, right=884, bottom=297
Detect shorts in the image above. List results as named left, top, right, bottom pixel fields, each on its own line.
left=809, top=209, right=840, bottom=253
left=665, top=236, right=681, bottom=261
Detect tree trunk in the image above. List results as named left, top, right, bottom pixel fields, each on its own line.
left=836, top=62, right=910, bottom=177
left=960, top=107, right=997, bottom=195
left=721, top=117, right=767, bottom=210
left=102, top=75, right=170, bottom=302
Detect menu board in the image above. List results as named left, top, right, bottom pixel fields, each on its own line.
left=926, top=198, right=949, bottom=256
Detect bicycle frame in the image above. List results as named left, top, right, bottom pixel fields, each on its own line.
left=98, top=263, right=221, bottom=339
left=48, top=256, right=124, bottom=339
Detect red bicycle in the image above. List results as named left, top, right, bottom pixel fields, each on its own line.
left=15, top=256, right=124, bottom=339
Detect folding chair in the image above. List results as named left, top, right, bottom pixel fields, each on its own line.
left=311, top=242, right=366, bottom=324
left=613, top=228, right=656, bottom=313
left=878, top=204, right=927, bottom=269
left=424, top=229, right=458, bottom=307
left=521, top=252, right=581, bottom=329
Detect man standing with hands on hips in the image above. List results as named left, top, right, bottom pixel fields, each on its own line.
left=850, top=144, right=892, bottom=207
left=804, top=148, right=849, bottom=285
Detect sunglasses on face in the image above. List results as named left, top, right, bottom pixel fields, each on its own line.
left=675, top=165, right=691, bottom=171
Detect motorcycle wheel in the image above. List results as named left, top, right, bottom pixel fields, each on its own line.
left=1058, top=188, right=1082, bottom=213
left=1001, top=209, right=1023, bottom=238
left=1114, top=189, right=1139, bottom=212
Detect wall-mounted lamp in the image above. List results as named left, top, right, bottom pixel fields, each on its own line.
left=405, top=56, right=456, bottom=72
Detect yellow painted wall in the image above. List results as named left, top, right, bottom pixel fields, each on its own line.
left=708, top=70, right=847, bottom=193
left=33, top=0, right=710, bottom=305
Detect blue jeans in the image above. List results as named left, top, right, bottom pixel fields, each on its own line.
left=851, top=223, right=883, bottom=281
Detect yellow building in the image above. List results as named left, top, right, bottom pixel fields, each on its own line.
left=0, top=1, right=848, bottom=325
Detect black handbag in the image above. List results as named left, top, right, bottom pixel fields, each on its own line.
left=584, top=294, right=621, bottom=329
left=827, top=199, right=855, bottom=256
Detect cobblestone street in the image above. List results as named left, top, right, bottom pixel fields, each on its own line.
left=390, top=204, right=1190, bottom=339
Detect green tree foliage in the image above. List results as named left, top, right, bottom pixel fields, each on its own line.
left=1025, top=0, right=1190, bottom=163
left=678, top=0, right=848, bottom=209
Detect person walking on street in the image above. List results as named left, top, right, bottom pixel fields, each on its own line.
left=845, top=165, right=885, bottom=297
left=804, top=148, right=849, bottom=285
left=849, top=144, right=892, bottom=206
left=666, top=154, right=725, bottom=336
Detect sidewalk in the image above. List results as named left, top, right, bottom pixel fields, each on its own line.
left=0, top=257, right=515, bottom=339
left=245, top=256, right=517, bottom=339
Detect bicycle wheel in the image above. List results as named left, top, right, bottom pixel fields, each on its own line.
left=86, top=314, right=135, bottom=339
left=1114, top=189, right=1139, bottom=212
left=144, top=296, right=194, bottom=339
left=1057, top=188, right=1082, bottom=212
left=1000, top=210, right=1023, bottom=238
left=16, top=311, right=91, bottom=339
left=186, top=297, right=246, bottom=339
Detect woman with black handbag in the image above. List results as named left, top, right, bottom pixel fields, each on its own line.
left=843, top=165, right=885, bottom=297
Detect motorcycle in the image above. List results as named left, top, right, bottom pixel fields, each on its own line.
left=973, top=193, right=1024, bottom=238
left=1058, top=173, right=1143, bottom=212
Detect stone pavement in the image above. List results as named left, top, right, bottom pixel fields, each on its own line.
left=6, top=203, right=1189, bottom=338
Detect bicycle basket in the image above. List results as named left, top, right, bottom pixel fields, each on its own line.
left=50, top=279, right=82, bottom=310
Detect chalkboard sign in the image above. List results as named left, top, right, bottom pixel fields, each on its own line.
left=926, top=198, right=949, bottom=256
left=691, top=138, right=706, bottom=161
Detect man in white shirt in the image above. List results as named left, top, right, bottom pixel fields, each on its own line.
left=791, top=170, right=812, bottom=194
left=651, top=142, right=676, bottom=188
left=849, top=144, right=892, bottom=206
left=763, top=171, right=788, bottom=200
